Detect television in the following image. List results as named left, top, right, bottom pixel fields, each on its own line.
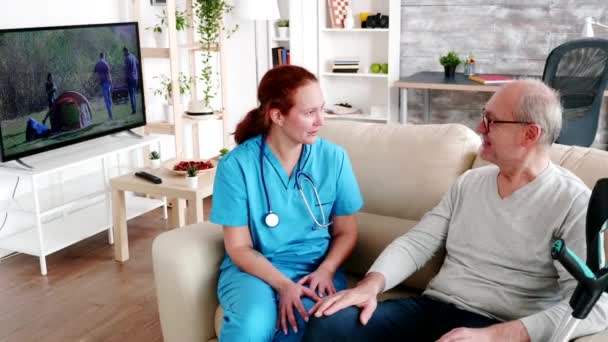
left=0, top=22, right=147, bottom=163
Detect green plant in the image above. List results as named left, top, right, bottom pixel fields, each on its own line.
left=276, top=19, right=289, bottom=28
left=439, top=51, right=461, bottom=67
left=219, top=147, right=229, bottom=157
left=152, top=72, right=194, bottom=103
left=194, top=0, right=239, bottom=109
left=146, top=10, right=190, bottom=33
left=149, top=151, right=160, bottom=160
left=186, top=164, right=199, bottom=177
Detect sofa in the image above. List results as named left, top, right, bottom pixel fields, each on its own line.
left=152, top=121, right=608, bottom=341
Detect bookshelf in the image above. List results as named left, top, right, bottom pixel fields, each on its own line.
left=317, top=0, right=400, bottom=123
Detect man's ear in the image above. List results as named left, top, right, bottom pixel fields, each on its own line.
left=269, top=109, right=283, bottom=126
left=524, top=124, right=542, bottom=146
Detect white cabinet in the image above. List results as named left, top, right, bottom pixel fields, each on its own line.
left=317, top=0, right=400, bottom=123
left=0, top=135, right=164, bottom=275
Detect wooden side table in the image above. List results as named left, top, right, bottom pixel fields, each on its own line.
left=110, top=164, right=215, bottom=262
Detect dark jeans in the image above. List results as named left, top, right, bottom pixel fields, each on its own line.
left=302, top=295, right=499, bottom=342
left=127, top=78, right=138, bottom=113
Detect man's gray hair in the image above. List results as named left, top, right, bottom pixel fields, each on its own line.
left=511, top=79, right=562, bottom=147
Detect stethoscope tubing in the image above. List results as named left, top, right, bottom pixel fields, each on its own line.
left=260, top=135, right=331, bottom=229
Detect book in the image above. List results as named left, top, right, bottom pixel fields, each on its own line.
left=469, top=74, right=514, bottom=84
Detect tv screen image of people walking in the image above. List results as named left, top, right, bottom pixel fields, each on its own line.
left=0, top=22, right=146, bottom=162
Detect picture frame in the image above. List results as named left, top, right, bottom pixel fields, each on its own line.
left=150, top=0, right=166, bottom=6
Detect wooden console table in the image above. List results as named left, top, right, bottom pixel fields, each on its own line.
left=110, top=163, right=215, bottom=262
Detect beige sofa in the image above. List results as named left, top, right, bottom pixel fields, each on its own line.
left=152, top=121, right=608, bottom=341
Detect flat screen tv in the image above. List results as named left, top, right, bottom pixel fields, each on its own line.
left=0, top=22, right=146, bottom=163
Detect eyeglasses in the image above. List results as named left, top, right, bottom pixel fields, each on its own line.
left=481, top=108, right=532, bottom=132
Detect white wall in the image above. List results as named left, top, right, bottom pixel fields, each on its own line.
left=0, top=0, right=258, bottom=257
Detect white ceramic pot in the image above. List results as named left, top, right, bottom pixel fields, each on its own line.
left=154, top=31, right=168, bottom=48
left=277, top=27, right=289, bottom=39
left=186, top=176, right=198, bottom=189
left=150, top=159, right=161, bottom=169
left=177, top=30, right=188, bottom=46
left=162, top=103, right=173, bottom=123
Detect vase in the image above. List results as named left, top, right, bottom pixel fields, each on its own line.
left=150, top=159, right=161, bottom=169
left=186, top=176, right=198, bottom=189
left=153, top=31, right=167, bottom=48
left=277, top=27, right=289, bottom=39
left=444, top=65, right=456, bottom=79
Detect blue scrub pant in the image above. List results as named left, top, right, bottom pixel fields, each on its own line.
left=218, top=265, right=347, bottom=342
left=101, top=81, right=113, bottom=120
left=302, top=295, right=499, bottom=342
left=127, top=78, right=138, bottom=113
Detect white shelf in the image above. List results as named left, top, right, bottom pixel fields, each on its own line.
left=272, top=37, right=290, bottom=42
left=325, top=113, right=388, bottom=123
left=322, top=28, right=389, bottom=33
left=0, top=196, right=163, bottom=256
left=317, top=0, right=401, bottom=124
left=322, top=72, right=388, bottom=78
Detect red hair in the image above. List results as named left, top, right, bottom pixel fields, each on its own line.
left=234, top=65, right=318, bottom=144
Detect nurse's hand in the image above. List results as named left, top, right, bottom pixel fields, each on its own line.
left=276, top=281, right=320, bottom=335
left=297, top=266, right=336, bottom=297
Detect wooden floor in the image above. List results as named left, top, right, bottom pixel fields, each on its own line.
left=0, top=197, right=212, bottom=342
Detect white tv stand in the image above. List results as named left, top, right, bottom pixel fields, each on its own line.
left=0, top=133, right=165, bottom=275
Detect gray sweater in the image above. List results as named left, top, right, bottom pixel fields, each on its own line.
left=369, top=163, right=608, bottom=341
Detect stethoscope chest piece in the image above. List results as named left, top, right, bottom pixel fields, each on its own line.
left=264, top=212, right=280, bottom=228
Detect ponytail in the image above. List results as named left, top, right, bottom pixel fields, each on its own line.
left=234, top=107, right=268, bottom=145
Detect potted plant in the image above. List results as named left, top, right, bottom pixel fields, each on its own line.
left=146, top=10, right=190, bottom=47
left=185, top=164, right=199, bottom=188
left=175, top=10, right=190, bottom=45
left=276, top=19, right=289, bottom=39
left=152, top=72, right=194, bottom=122
left=439, top=51, right=461, bottom=79
left=194, top=0, right=239, bottom=114
left=219, top=147, right=229, bottom=159
left=149, top=151, right=161, bottom=168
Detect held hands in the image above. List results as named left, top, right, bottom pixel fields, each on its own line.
left=276, top=280, right=320, bottom=335
left=297, top=266, right=336, bottom=297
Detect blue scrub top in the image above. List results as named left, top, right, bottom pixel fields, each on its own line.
left=211, top=135, right=363, bottom=272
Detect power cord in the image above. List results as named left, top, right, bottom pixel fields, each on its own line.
left=0, top=176, right=20, bottom=232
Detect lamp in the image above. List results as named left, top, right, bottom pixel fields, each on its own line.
left=234, top=0, right=281, bottom=85
left=583, top=16, right=608, bottom=37
left=234, top=0, right=280, bottom=20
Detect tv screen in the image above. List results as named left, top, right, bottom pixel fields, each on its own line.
left=0, top=22, right=146, bottom=162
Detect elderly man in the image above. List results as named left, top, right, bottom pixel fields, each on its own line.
left=302, top=80, right=608, bottom=342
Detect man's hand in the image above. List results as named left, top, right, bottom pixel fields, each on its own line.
left=308, top=272, right=385, bottom=325
left=276, top=281, right=320, bottom=335
left=436, top=321, right=530, bottom=342
left=297, top=266, right=336, bottom=297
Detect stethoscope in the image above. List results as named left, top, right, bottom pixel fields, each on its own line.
left=260, top=136, right=332, bottom=229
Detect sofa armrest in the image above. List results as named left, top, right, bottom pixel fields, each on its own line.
left=152, top=222, right=224, bottom=342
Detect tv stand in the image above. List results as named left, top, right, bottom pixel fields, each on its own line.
left=0, top=134, right=166, bottom=275
left=15, top=158, right=35, bottom=170
left=125, top=129, right=144, bottom=139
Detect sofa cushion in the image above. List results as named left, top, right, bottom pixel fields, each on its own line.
left=344, top=211, right=445, bottom=291
left=320, top=122, right=480, bottom=221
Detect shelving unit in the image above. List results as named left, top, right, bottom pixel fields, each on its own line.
left=0, top=134, right=164, bottom=275
left=317, top=0, right=400, bottom=123
left=132, top=0, right=227, bottom=159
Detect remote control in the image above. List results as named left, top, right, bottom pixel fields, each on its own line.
left=135, top=171, right=162, bottom=184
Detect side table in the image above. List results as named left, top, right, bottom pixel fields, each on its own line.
left=110, top=164, right=215, bottom=262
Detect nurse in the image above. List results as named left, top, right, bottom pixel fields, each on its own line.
left=211, top=65, right=364, bottom=342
